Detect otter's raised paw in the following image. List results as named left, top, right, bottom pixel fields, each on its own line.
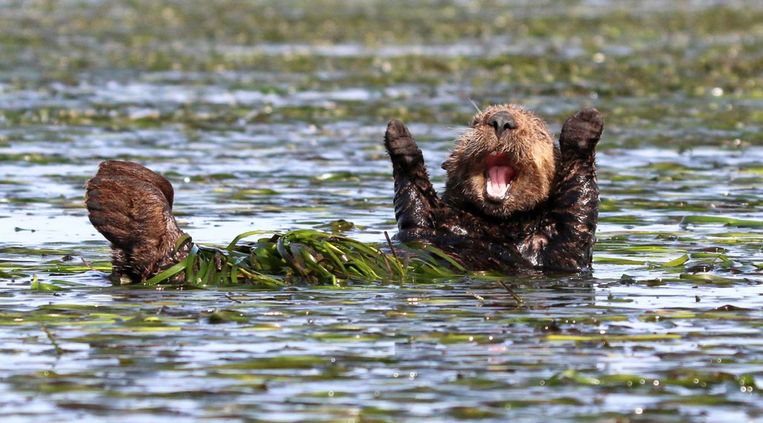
left=559, top=108, right=603, bottom=153
left=384, top=119, right=424, bottom=169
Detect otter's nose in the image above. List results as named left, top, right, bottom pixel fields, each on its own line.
left=488, top=111, right=517, bottom=138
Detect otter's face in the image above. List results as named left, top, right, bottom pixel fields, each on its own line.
left=442, top=104, right=557, bottom=218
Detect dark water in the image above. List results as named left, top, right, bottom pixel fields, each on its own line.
left=0, top=1, right=762, bottom=421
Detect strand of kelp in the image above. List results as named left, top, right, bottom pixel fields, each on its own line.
left=143, top=229, right=469, bottom=287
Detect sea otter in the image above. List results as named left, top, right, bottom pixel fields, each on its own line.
left=84, top=106, right=601, bottom=283
left=384, top=106, right=603, bottom=272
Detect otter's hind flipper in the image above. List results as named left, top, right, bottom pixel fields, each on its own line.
left=384, top=120, right=442, bottom=241
left=85, top=160, right=190, bottom=283
left=541, top=108, right=603, bottom=271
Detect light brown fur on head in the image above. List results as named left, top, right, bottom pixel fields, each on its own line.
left=442, top=104, right=557, bottom=218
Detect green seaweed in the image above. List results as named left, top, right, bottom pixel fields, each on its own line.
left=140, top=229, right=474, bottom=288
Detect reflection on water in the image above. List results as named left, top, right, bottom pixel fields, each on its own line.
left=0, top=0, right=762, bottom=421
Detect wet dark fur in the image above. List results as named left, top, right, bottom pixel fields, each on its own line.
left=384, top=107, right=603, bottom=273
left=85, top=160, right=191, bottom=283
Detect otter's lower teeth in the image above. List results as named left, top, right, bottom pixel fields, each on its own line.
left=485, top=165, right=514, bottom=200
left=486, top=180, right=510, bottom=200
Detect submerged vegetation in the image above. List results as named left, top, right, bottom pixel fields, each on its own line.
left=0, top=0, right=762, bottom=422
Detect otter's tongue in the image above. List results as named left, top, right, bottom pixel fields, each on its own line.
left=485, top=153, right=515, bottom=201
left=486, top=166, right=514, bottom=199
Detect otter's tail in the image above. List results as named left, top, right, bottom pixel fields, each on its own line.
left=85, top=160, right=189, bottom=283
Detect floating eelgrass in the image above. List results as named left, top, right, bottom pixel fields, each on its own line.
left=143, top=229, right=469, bottom=288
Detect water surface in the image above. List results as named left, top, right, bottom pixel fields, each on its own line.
left=0, top=1, right=762, bottom=421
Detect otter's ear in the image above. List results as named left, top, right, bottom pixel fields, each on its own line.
left=441, top=156, right=455, bottom=172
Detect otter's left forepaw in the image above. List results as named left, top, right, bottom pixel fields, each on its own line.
left=559, top=108, right=603, bottom=153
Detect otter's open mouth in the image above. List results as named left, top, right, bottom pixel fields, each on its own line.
left=484, top=152, right=516, bottom=201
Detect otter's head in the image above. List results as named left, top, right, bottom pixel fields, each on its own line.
left=442, top=104, right=557, bottom=218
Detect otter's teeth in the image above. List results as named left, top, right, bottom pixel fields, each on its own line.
left=486, top=165, right=515, bottom=200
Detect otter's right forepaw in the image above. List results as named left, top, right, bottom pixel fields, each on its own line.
left=384, top=119, right=424, bottom=169
left=559, top=108, right=603, bottom=153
